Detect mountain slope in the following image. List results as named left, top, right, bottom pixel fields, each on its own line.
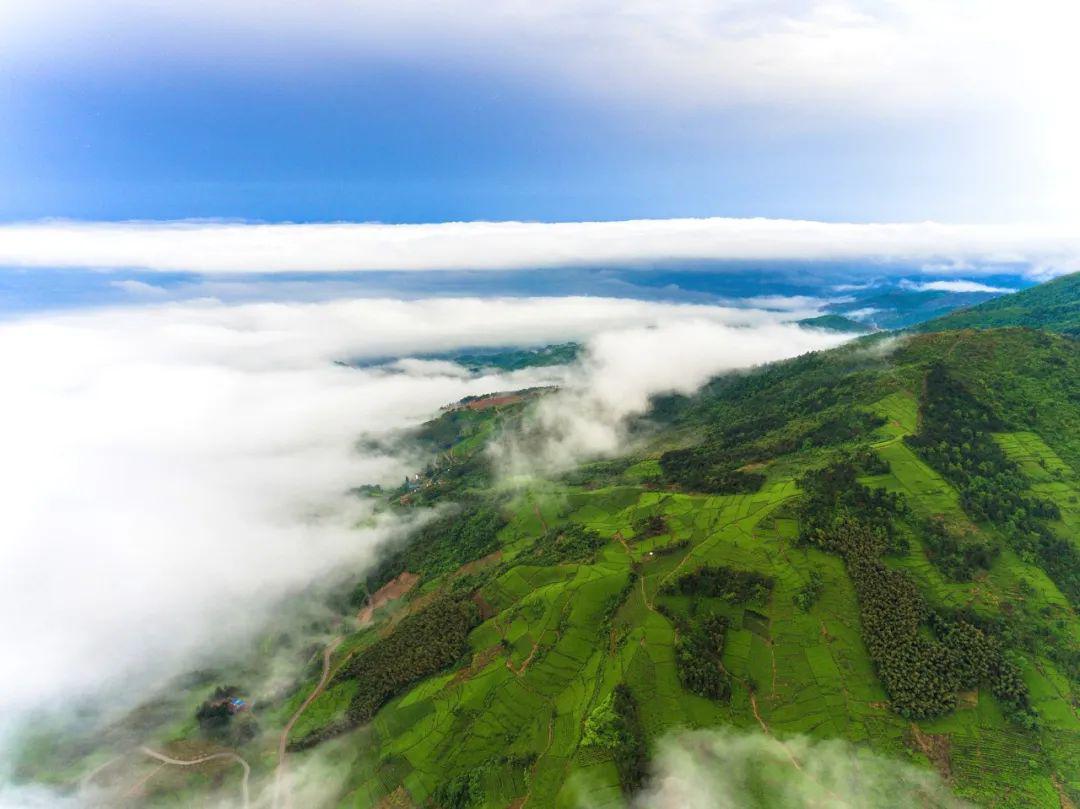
left=919, top=271, right=1080, bottom=335
left=796, top=314, right=870, bottom=333
left=317, top=329, right=1080, bottom=808
left=826, top=288, right=1006, bottom=330
left=19, top=329, right=1080, bottom=809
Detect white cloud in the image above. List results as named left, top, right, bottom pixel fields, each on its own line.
left=1, top=218, right=1078, bottom=277
left=843, top=307, right=880, bottom=322
left=620, top=728, right=969, bottom=809
left=1, top=1, right=1074, bottom=121
left=899, top=279, right=1016, bottom=293
left=740, top=295, right=834, bottom=312
left=492, top=320, right=847, bottom=478
left=108, top=278, right=168, bottom=296
left=0, top=295, right=838, bottom=735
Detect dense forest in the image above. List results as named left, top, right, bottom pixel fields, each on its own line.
left=581, top=684, right=647, bottom=794
left=673, top=614, right=732, bottom=701
left=521, top=522, right=607, bottom=565
left=337, top=597, right=480, bottom=727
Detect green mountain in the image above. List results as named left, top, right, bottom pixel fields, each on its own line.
left=19, top=325, right=1080, bottom=807
left=796, top=314, right=871, bottom=333
left=354, top=343, right=583, bottom=373
left=826, top=288, right=1004, bottom=330
left=919, top=271, right=1080, bottom=335
left=423, top=343, right=582, bottom=373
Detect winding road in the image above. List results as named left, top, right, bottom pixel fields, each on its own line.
left=273, top=636, right=343, bottom=809
left=139, top=746, right=251, bottom=809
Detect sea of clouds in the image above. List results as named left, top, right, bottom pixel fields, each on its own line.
left=0, top=294, right=847, bottom=749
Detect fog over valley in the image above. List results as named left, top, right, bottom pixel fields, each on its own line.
left=0, top=296, right=846, bottom=762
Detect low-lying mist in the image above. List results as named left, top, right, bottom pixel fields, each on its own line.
left=0, top=294, right=848, bottom=805
left=623, top=728, right=967, bottom=809
left=492, top=319, right=848, bottom=478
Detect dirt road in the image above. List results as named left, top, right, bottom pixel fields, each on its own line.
left=273, top=637, right=342, bottom=809
left=139, top=746, right=251, bottom=808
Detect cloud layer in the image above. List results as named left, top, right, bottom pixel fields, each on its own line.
left=1, top=218, right=1078, bottom=277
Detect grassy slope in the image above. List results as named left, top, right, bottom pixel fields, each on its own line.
left=302, top=329, right=1080, bottom=809
left=918, top=272, right=1080, bottom=335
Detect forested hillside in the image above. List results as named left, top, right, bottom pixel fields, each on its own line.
left=919, top=271, right=1080, bottom=335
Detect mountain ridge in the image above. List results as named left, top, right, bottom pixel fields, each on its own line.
left=917, top=271, right=1080, bottom=335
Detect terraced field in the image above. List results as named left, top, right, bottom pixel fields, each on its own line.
left=279, top=387, right=1080, bottom=808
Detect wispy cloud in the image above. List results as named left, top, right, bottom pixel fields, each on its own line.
left=1, top=218, right=1078, bottom=276
left=899, top=278, right=1016, bottom=293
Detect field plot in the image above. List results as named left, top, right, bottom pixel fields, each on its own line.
left=996, top=431, right=1080, bottom=546
left=868, top=390, right=919, bottom=440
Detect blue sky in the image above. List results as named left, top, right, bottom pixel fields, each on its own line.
left=2, top=1, right=1077, bottom=226
left=1, top=63, right=1006, bottom=224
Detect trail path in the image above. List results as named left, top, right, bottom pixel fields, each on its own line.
left=532, top=499, right=549, bottom=532
left=749, top=695, right=806, bottom=773
left=274, top=637, right=342, bottom=809
left=139, top=746, right=251, bottom=809
left=79, top=755, right=122, bottom=791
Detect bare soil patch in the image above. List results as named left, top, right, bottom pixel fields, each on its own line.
left=358, top=572, right=419, bottom=626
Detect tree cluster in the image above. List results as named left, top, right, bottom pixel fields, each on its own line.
left=429, top=754, right=535, bottom=809
left=662, top=564, right=773, bottom=606
left=674, top=614, right=731, bottom=701
left=581, top=684, right=647, bottom=793
left=194, top=684, right=240, bottom=732
left=658, top=446, right=766, bottom=494
left=653, top=353, right=887, bottom=493
left=920, top=515, right=999, bottom=581
left=797, top=453, right=910, bottom=556
left=522, top=523, right=606, bottom=566
left=194, top=685, right=257, bottom=744
left=598, top=572, right=637, bottom=635
left=337, top=597, right=480, bottom=725
left=632, top=514, right=668, bottom=540
left=651, top=538, right=690, bottom=557
left=792, top=570, right=825, bottom=612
